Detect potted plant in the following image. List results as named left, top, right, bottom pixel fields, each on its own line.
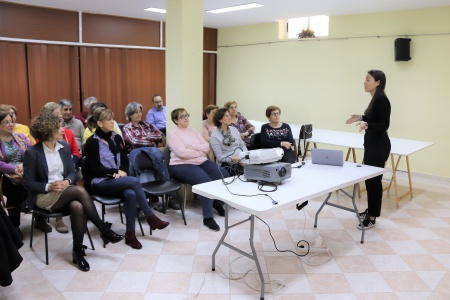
left=298, top=27, right=315, bottom=39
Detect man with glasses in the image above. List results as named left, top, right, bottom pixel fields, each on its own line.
left=146, top=94, right=166, bottom=136
left=60, top=99, right=85, bottom=152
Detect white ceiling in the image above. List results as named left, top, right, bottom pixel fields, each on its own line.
left=6, top=0, right=450, bottom=28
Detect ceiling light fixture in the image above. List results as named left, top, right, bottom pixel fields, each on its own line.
left=143, top=7, right=166, bottom=14
left=207, top=3, right=264, bottom=14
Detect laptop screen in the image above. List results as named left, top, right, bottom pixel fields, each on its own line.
left=311, top=148, right=344, bottom=166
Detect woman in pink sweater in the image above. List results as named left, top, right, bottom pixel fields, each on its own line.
left=168, top=108, right=229, bottom=231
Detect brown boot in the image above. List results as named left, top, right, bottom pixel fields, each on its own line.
left=125, top=231, right=142, bottom=249
left=147, top=214, right=169, bottom=231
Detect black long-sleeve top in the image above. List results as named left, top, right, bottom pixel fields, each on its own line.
left=83, top=133, right=129, bottom=193
left=260, top=123, right=294, bottom=151
left=362, top=93, right=391, bottom=135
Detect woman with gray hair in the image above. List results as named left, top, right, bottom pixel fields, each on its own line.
left=59, top=99, right=85, bottom=151
left=122, top=102, right=163, bottom=152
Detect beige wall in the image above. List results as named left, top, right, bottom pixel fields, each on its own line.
left=217, top=6, right=450, bottom=178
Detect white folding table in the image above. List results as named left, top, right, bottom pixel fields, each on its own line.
left=250, top=120, right=433, bottom=208
left=193, top=161, right=384, bottom=300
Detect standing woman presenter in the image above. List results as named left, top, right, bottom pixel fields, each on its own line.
left=346, top=70, right=391, bottom=229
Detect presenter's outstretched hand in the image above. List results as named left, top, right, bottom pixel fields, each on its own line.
left=346, top=114, right=362, bottom=124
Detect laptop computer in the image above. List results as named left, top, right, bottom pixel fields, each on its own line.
left=311, top=148, right=344, bottom=166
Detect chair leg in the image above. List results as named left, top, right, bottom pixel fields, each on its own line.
left=101, top=205, right=105, bottom=223
left=119, top=204, right=124, bottom=224
left=44, top=223, right=49, bottom=265
left=178, top=193, right=187, bottom=226
left=30, top=212, right=35, bottom=248
left=86, top=226, right=95, bottom=251
left=137, top=214, right=145, bottom=237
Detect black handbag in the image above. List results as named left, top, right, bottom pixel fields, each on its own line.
left=299, top=124, right=313, bottom=140
left=298, top=124, right=313, bottom=160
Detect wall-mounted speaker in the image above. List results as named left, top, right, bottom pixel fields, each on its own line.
left=395, top=38, right=411, bottom=61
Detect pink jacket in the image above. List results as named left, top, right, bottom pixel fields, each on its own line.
left=169, top=127, right=210, bottom=165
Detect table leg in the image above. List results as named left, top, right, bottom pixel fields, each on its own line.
left=211, top=204, right=229, bottom=271
left=314, top=192, right=332, bottom=227
left=315, top=185, right=365, bottom=243
left=211, top=206, right=266, bottom=299
left=349, top=184, right=365, bottom=243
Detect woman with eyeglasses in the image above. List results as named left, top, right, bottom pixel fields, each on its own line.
left=0, top=111, right=33, bottom=240
left=224, top=101, right=255, bottom=147
left=260, top=106, right=296, bottom=163
left=0, top=105, right=36, bottom=145
left=168, top=108, right=229, bottom=231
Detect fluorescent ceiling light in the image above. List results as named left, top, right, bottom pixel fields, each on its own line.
left=144, top=7, right=166, bottom=14
left=207, top=3, right=264, bottom=14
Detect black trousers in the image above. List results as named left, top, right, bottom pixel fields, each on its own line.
left=363, top=132, right=391, bottom=217
left=2, top=177, right=27, bottom=228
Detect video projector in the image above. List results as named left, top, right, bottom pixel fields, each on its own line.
left=239, top=148, right=292, bottom=184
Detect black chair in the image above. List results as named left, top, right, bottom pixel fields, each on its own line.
left=30, top=208, right=94, bottom=265
left=249, top=133, right=261, bottom=150
left=137, top=151, right=185, bottom=225
left=81, top=157, right=145, bottom=244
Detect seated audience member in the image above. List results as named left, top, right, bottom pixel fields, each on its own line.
left=23, top=114, right=123, bottom=272
left=202, top=105, right=218, bottom=142
left=41, top=102, right=82, bottom=234
left=168, top=108, right=229, bottom=231
left=0, top=105, right=36, bottom=145
left=76, top=96, right=97, bottom=126
left=123, top=102, right=163, bottom=152
left=84, top=107, right=169, bottom=250
left=224, top=101, right=255, bottom=147
left=60, top=99, right=85, bottom=152
left=0, top=111, right=50, bottom=239
left=0, top=204, right=23, bottom=287
left=146, top=94, right=166, bottom=135
left=260, top=106, right=296, bottom=163
left=210, top=108, right=247, bottom=175
left=83, top=102, right=122, bottom=142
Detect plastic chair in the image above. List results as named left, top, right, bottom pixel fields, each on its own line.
left=29, top=207, right=94, bottom=265
left=81, top=157, right=145, bottom=244
left=137, top=151, right=184, bottom=224
left=249, top=133, right=261, bottom=150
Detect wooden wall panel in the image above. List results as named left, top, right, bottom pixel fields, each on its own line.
left=83, top=14, right=160, bottom=47
left=79, top=47, right=125, bottom=122
left=123, top=49, right=165, bottom=112
left=0, top=2, right=78, bottom=42
left=80, top=47, right=166, bottom=123
left=27, top=44, right=80, bottom=118
left=203, top=53, right=217, bottom=109
left=204, top=28, right=218, bottom=51
left=0, top=42, right=30, bottom=124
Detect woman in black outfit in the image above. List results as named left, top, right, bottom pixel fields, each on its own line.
left=260, top=106, right=296, bottom=163
left=346, top=69, right=391, bottom=229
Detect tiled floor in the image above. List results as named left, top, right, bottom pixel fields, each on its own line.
left=1, top=172, right=449, bottom=299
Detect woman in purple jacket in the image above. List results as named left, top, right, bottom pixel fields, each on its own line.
left=0, top=111, right=50, bottom=240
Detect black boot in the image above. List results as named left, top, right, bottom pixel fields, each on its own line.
left=72, top=245, right=90, bottom=272
left=99, top=222, right=124, bottom=248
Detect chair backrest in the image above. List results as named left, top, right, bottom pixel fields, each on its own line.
left=249, top=133, right=261, bottom=150
left=137, top=152, right=162, bottom=183
left=117, top=123, right=126, bottom=135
